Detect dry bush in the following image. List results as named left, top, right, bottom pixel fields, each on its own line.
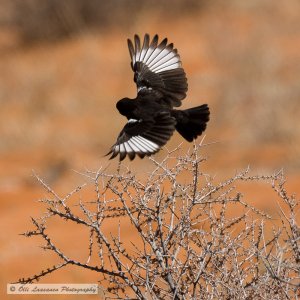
left=17, top=144, right=299, bottom=299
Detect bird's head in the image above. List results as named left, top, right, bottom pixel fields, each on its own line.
left=116, top=98, right=136, bottom=117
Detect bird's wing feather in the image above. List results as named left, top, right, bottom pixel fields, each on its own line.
left=128, top=34, right=188, bottom=108
left=107, top=112, right=176, bottom=161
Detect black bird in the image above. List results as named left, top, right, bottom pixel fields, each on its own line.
left=107, top=34, right=210, bottom=161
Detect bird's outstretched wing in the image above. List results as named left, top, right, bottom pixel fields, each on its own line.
left=128, top=34, right=188, bottom=108
left=106, top=112, right=176, bottom=161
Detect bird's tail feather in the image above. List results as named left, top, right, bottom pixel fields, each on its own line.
left=175, top=104, right=210, bottom=142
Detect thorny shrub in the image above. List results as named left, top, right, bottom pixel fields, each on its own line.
left=17, top=144, right=299, bottom=299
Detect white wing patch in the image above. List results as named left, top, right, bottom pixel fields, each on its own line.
left=112, top=135, right=160, bottom=157
left=128, top=119, right=138, bottom=124
left=133, top=38, right=181, bottom=75
left=137, top=86, right=152, bottom=92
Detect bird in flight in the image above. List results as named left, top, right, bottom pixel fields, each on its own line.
left=107, top=34, right=210, bottom=161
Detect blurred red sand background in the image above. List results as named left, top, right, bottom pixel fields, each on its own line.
left=0, top=1, right=299, bottom=299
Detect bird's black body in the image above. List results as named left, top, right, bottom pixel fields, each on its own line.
left=107, top=34, right=210, bottom=161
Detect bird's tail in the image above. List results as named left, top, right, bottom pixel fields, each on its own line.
left=174, top=104, right=210, bottom=142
